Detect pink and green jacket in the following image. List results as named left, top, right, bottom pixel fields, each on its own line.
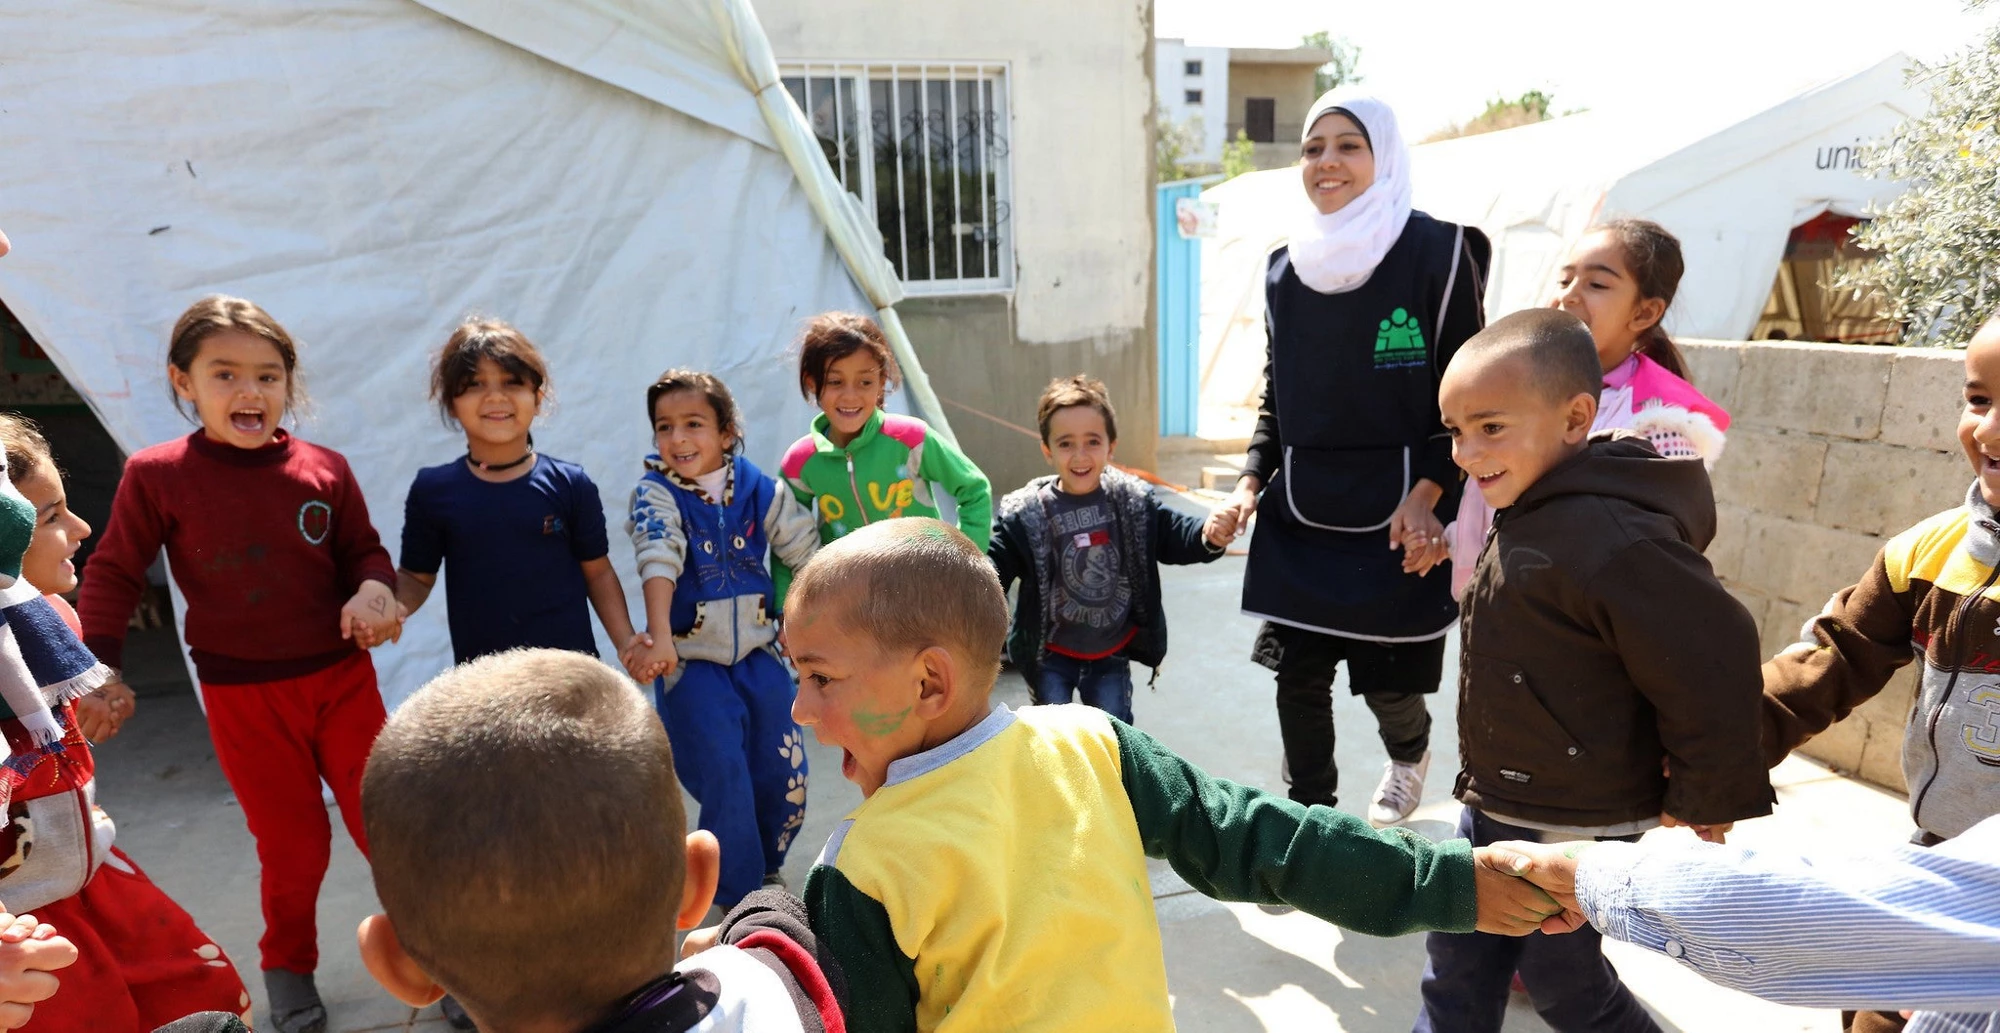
left=779, top=409, right=992, bottom=555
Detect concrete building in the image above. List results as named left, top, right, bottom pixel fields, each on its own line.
left=1225, top=46, right=1335, bottom=170
left=1155, top=38, right=1232, bottom=165
left=756, top=2, right=1158, bottom=492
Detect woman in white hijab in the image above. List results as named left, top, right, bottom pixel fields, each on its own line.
left=1212, top=91, right=1490, bottom=829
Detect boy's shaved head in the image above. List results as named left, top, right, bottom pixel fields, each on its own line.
left=789, top=517, right=1008, bottom=691
left=362, top=650, right=686, bottom=1027
left=1454, top=309, right=1602, bottom=405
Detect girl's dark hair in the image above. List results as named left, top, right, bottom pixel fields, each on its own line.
left=430, top=319, right=551, bottom=423
left=1591, top=218, right=1691, bottom=381
left=167, top=295, right=307, bottom=419
left=647, top=370, right=744, bottom=454
left=796, top=312, right=902, bottom=401
left=0, top=413, right=56, bottom=483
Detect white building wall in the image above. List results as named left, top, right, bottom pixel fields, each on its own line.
left=1154, top=38, right=1230, bottom=164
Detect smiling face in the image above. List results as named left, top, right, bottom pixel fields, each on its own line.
left=1441, top=352, right=1596, bottom=509
left=816, top=351, right=885, bottom=446
left=14, top=461, right=88, bottom=595
left=169, top=330, right=291, bottom=449
left=652, top=388, right=734, bottom=481
left=785, top=606, right=935, bottom=798
left=448, top=357, right=540, bottom=452
left=1958, top=319, right=2000, bottom=509
left=1041, top=404, right=1114, bottom=495
left=1299, top=111, right=1375, bottom=216
left=1549, top=230, right=1667, bottom=373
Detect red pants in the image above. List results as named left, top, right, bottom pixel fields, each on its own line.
left=24, top=847, right=249, bottom=1032
left=201, top=651, right=385, bottom=974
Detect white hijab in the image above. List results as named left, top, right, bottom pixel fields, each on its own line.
left=1289, top=91, right=1413, bottom=295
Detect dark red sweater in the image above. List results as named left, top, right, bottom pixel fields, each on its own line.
left=79, top=431, right=396, bottom=684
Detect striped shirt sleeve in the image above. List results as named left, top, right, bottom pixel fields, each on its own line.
left=1575, top=817, right=2000, bottom=1015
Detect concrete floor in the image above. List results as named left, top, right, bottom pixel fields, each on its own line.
left=93, top=531, right=1914, bottom=1031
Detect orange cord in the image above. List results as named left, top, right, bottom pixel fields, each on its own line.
left=937, top=396, right=1192, bottom=494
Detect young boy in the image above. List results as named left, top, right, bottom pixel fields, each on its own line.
left=1415, top=309, right=1774, bottom=1033
left=781, top=517, right=1571, bottom=1032
left=1760, top=312, right=2000, bottom=1033
left=989, top=375, right=1226, bottom=723
left=354, top=649, right=846, bottom=1033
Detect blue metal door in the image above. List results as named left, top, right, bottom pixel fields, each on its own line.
left=1156, top=179, right=1205, bottom=437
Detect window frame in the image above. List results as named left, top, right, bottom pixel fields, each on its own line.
left=780, top=61, right=1016, bottom=297
left=1185, top=88, right=1203, bottom=105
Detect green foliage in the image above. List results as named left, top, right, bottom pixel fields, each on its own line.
left=1423, top=91, right=1558, bottom=143
left=1221, top=130, right=1256, bottom=181
left=1156, top=114, right=1203, bottom=183
left=1836, top=24, right=2000, bottom=345
left=1300, top=31, right=1363, bottom=95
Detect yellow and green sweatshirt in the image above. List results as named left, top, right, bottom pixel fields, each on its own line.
left=804, top=703, right=1477, bottom=1032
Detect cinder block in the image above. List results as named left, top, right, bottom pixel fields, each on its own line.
left=1759, top=596, right=1824, bottom=665
left=1707, top=503, right=1752, bottom=582
left=1881, top=348, right=1968, bottom=453
left=1679, top=340, right=1744, bottom=414
left=1814, top=442, right=1971, bottom=537
left=1708, top=429, right=1827, bottom=522
left=1796, top=709, right=1871, bottom=778
left=1733, top=341, right=1892, bottom=440
left=1724, top=585, right=1773, bottom=652
left=1737, top=514, right=1882, bottom=609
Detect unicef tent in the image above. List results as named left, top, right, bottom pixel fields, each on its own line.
left=0, top=0, right=953, bottom=706
left=1197, top=53, right=1923, bottom=432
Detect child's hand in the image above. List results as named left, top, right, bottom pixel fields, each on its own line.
left=1478, top=840, right=1594, bottom=933
left=74, top=681, right=136, bottom=743
left=341, top=582, right=404, bottom=649
left=616, top=632, right=655, bottom=680
left=0, top=906, right=77, bottom=1031
left=1470, top=847, right=1571, bottom=936
left=1201, top=509, right=1233, bottom=548
left=1660, top=813, right=1731, bottom=844
left=626, top=636, right=680, bottom=684
left=679, top=924, right=721, bottom=960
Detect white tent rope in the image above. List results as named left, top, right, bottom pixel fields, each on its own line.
left=712, top=0, right=962, bottom=448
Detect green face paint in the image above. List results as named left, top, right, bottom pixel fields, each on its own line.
left=852, top=704, right=913, bottom=738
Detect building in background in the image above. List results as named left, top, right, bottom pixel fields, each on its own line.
left=1153, top=41, right=1331, bottom=174
left=758, top=0, right=1157, bottom=491
left=1154, top=39, right=1231, bottom=166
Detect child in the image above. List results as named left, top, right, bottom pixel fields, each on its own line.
left=1414, top=309, right=1772, bottom=1033
left=395, top=320, right=643, bottom=665
left=1761, top=311, right=2000, bottom=1033
left=0, top=414, right=250, bottom=1030
left=78, top=295, right=402, bottom=1033
left=989, top=375, right=1226, bottom=723
left=356, top=649, right=846, bottom=1033
left=779, top=313, right=990, bottom=589
left=782, top=518, right=1570, bottom=1031
left=626, top=370, right=820, bottom=911
left=1446, top=219, right=1731, bottom=599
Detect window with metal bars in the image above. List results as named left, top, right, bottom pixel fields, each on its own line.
left=781, top=63, right=1014, bottom=294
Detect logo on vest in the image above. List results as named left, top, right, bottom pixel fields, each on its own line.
left=298, top=500, right=331, bottom=546
left=1966, top=685, right=2000, bottom=768
left=1374, top=307, right=1428, bottom=369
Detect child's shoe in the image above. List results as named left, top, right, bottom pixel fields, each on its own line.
left=1367, top=751, right=1429, bottom=828
left=440, top=993, right=477, bottom=1030
left=264, top=970, right=326, bottom=1033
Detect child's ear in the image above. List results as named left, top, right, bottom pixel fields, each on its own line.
left=913, top=645, right=957, bottom=718
left=1628, top=297, right=1667, bottom=337
left=167, top=365, right=197, bottom=403
left=1040, top=440, right=1054, bottom=463
left=679, top=831, right=721, bottom=930
left=357, top=914, right=447, bottom=1008
left=1564, top=392, right=1599, bottom=442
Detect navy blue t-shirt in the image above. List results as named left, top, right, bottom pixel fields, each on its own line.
left=400, top=455, right=609, bottom=664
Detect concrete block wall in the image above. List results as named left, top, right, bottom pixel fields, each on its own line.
left=1683, top=338, right=1967, bottom=792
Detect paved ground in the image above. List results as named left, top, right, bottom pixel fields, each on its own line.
left=94, top=522, right=1914, bottom=1031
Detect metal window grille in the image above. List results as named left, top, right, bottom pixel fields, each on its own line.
left=781, top=62, right=1013, bottom=294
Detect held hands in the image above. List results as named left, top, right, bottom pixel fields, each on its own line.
left=1209, top=480, right=1261, bottom=542
left=341, top=581, right=406, bottom=649
left=1660, top=814, right=1732, bottom=844
left=1200, top=508, right=1233, bottom=549
left=73, top=680, right=136, bottom=743
left=0, top=905, right=77, bottom=1031
left=1479, top=841, right=1593, bottom=935
left=622, top=632, right=678, bottom=684
left=1470, top=847, right=1574, bottom=935
left=1388, top=482, right=1448, bottom=577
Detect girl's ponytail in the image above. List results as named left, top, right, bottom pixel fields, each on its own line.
left=1592, top=218, right=1693, bottom=384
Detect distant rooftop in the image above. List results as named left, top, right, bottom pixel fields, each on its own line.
left=1220, top=46, right=1334, bottom=66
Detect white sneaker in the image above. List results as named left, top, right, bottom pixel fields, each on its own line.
left=1368, top=751, right=1429, bottom=828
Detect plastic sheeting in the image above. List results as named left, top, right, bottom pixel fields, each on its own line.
left=0, top=0, right=897, bottom=706
left=1197, top=53, right=1924, bottom=434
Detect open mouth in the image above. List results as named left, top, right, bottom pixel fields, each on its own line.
left=670, top=449, right=702, bottom=466
left=834, top=406, right=865, bottom=422
left=229, top=409, right=266, bottom=435
left=1473, top=470, right=1506, bottom=487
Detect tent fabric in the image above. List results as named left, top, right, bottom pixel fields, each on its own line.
left=0, top=0, right=907, bottom=707
left=1197, top=53, right=1924, bottom=432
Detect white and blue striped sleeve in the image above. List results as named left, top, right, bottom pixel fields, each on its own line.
left=1574, top=816, right=2000, bottom=1014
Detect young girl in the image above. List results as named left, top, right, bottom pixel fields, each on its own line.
left=0, top=413, right=251, bottom=1031
left=77, top=296, right=402, bottom=1033
left=778, top=312, right=991, bottom=591
left=625, top=370, right=818, bottom=910
left=394, top=320, right=642, bottom=666
left=1444, top=218, right=1730, bottom=599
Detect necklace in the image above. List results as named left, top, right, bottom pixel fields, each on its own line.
left=466, top=445, right=536, bottom=472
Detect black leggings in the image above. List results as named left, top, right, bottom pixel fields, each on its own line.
left=1254, top=623, right=1442, bottom=808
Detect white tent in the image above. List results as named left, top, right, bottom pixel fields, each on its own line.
left=0, top=0, right=951, bottom=707
left=1198, top=53, right=1923, bottom=431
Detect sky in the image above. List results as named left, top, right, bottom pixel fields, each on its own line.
left=1156, top=0, right=1999, bottom=139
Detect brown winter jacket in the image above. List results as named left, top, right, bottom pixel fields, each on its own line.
left=1453, top=434, right=1775, bottom=828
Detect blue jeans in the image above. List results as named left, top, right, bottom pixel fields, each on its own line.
left=1034, top=653, right=1135, bottom=724
left=1413, top=807, right=1660, bottom=1033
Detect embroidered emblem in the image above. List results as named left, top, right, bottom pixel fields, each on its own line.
left=1373, top=307, right=1428, bottom=369
left=1498, top=767, right=1533, bottom=784
left=297, top=501, right=331, bottom=545
left=541, top=514, right=566, bottom=536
